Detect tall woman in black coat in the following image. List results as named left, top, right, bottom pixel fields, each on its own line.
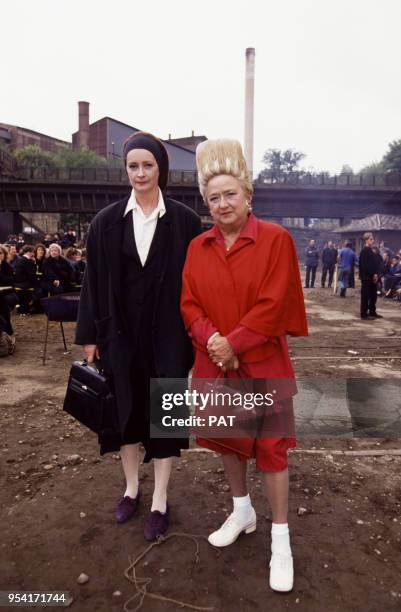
left=75, top=132, right=201, bottom=540
left=0, top=244, right=16, bottom=335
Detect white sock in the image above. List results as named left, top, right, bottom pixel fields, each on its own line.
left=271, top=523, right=291, bottom=555
left=232, top=494, right=253, bottom=522
left=124, top=481, right=139, bottom=499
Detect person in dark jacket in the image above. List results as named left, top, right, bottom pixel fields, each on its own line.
left=7, top=244, right=20, bottom=269
left=384, top=256, right=401, bottom=296
left=65, top=247, right=86, bottom=286
left=359, top=233, right=382, bottom=319
left=304, top=239, right=319, bottom=288
left=75, top=131, right=201, bottom=541
left=42, top=244, right=75, bottom=294
left=0, top=245, right=15, bottom=287
left=321, top=241, right=338, bottom=288
left=0, top=244, right=17, bottom=334
left=63, top=229, right=78, bottom=248
left=34, top=244, right=46, bottom=276
left=73, top=252, right=86, bottom=285
left=5, top=235, right=17, bottom=247
left=33, top=243, right=48, bottom=309
left=43, top=234, right=53, bottom=249
left=14, top=245, right=38, bottom=314
left=16, top=234, right=26, bottom=252
left=14, top=245, right=37, bottom=287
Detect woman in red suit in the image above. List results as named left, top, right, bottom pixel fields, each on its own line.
left=181, top=139, right=308, bottom=592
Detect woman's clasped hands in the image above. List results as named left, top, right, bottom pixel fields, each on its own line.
left=207, top=333, right=239, bottom=372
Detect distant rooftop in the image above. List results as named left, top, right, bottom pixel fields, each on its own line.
left=336, top=214, right=401, bottom=232
left=167, top=133, right=207, bottom=153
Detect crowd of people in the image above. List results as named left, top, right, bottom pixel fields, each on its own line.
left=4, top=229, right=82, bottom=251
left=0, top=230, right=85, bottom=354
left=304, top=237, right=401, bottom=315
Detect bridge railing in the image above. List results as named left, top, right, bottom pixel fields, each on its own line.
left=11, top=166, right=128, bottom=183
left=2, top=164, right=401, bottom=187
left=255, top=171, right=401, bottom=187
left=3, top=166, right=201, bottom=185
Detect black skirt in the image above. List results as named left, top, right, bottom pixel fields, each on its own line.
left=99, top=351, right=189, bottom=460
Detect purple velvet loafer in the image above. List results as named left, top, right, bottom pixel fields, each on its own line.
left=143, top=504, right=170, bottom=541
left=115, top=490, right=141, bottom=523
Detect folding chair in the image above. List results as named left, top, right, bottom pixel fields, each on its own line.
left=41, top=292, right=80, bottom=365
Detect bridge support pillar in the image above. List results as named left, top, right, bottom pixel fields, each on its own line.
left=0, top=211, right=21, bottom=241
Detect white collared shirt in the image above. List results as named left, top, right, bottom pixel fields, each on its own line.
left=123, top=188, right=166, bottom=266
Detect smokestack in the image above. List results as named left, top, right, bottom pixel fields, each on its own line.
left=77, top=101, right=90, bottom=148
left=244, top=48, right=255, bottom=177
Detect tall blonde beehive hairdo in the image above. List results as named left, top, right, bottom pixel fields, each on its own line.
left=196, top=139, right=253, bottom=202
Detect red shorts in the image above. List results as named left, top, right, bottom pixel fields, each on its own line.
left=196, top=436, right=296, bottom=472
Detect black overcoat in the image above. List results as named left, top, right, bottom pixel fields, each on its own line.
left=359, top=246, right=381, bottom=281
left=75, top=195, right=201, bottom=434
left=14, top=257, right=37, bottom=288
left=42, top=256, right=75, bottom=287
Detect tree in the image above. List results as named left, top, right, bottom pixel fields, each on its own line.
left=359, top=161, right=386, bottom=174
left=383, top=139, right=401, bottom=173
left=340, top=164, right=354, bottom=175
left=259, top=148, right=306, bottom=182
left=53, top=145, right=108, bottom=168
left=12, top=145, right=56, bottom=168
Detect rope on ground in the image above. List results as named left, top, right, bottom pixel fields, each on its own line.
left=291, top=449, right=401, bottom=456
left=291, top=356, right=401, bottom=360
left=185, top=448, right=401, bottom=456
left=123, top=532, right=214, bottom=612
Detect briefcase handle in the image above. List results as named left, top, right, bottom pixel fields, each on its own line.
left=82, top=358, right=105, bottom=377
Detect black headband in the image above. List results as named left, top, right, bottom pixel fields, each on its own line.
left=123, top=134, right=169, bottom=190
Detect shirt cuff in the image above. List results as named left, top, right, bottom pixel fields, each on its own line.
left=189, top=317, right=218, bottom=347
left=226, top=325, right=268, bottom=355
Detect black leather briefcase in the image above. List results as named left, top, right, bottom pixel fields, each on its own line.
left=63, top=361, right=117, bottom=434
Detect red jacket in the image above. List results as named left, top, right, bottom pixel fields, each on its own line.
left=181, top=214, right=308, bottom=364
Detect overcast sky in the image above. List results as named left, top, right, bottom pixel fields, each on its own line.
left=2, top=0, right=401, bottom=174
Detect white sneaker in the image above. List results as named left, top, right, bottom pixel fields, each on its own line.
left=208, top=509, right=257, bottom=547
left=269, top=551, right=294, bottom=592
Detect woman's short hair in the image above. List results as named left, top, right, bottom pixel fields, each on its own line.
left=196, top=139, right=253, bottom=201
left=20, top=245, right=35, bottom=255
left=65, top=247, right=79, bottom=259
left=0, top=245, right=8, bottom=258
left=49, top=243, right=62, bottom=255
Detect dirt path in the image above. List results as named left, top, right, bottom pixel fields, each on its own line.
left=1, top=284, right=401, bottom=611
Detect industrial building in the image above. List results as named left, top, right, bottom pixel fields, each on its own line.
left=1, top=101, right=206, bottom=171
left=0, top=122, right=68, bottom=153
left=70, top=101, right=205, bottom=170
